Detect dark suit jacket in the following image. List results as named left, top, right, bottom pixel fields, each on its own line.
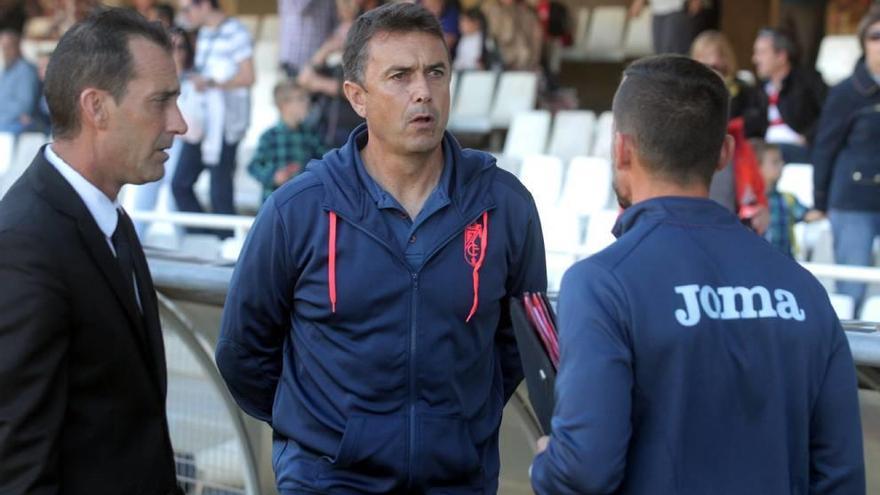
left=0, top=148, right=179, bottom=494
left=742, top=66, right=828, bottom=144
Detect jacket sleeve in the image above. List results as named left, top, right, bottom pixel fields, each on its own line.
left=809, top=316, right=865, bottom=494
left=498, top=196, right=547, bottom=402
left=531, top=261, right=632, bottom=495
left=811, top=84, right=850, bottom=212
left=216, top=195, right=294, bottom=423
left=0, top=231, right=69, bottom=494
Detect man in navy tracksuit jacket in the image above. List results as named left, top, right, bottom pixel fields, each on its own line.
left=531, top=55, right=864, bottom=494
left=216, top=4, right=546, bottom=494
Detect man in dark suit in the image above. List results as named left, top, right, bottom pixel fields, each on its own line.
left=0, top=8, right=187, bottom=494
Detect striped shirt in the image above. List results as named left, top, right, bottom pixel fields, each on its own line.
left=194, top=17, right=253, bottom=143
left=278, top=0, right=337, bottom=69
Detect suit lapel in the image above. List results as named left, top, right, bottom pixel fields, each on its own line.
left=28, top=149, right=164, bottom=396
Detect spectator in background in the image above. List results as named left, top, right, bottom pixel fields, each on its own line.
left=0, top=0, right=26, bottom=33
left=247, top=80, right=325, bottom=204
left=629, top=0, right=718, bottom=55
left=780, top=0, right=828, bottom=70
left=481, top=0, right=542, bottom=70
left=173, top=0, right=253, bottom=238
left=278, top=0, right=336, bottom=77
left=307, top=0, right=358, bottom=69
left=453, top=7, right=489, bottom=70
left=129, top=0, right=155, bottom=20
left=422, top=0, right=460, bottom=54
left=746, top=27, right=827, bottom=163
left=752, top=139, right=823, bottom=257
left=154, top=3, right=174, bottom=28
left=812, top=6, right=880, bottom=314
left=691, top=30, right=769, bottom=233
left=0, top=28, right=40, bottom=134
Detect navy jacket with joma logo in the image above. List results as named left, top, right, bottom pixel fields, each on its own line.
left=217, top=125, right=547, bottom=494
left=531, top=197, right=864, bottom=495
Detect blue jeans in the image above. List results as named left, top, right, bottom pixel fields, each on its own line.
left=171, top=140, right=239, bottom=238
left=829, top=209, right=880, bottom=313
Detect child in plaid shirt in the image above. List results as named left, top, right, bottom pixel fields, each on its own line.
left=248, top=80, right=326, bottom=203
left=752, top=139, right=823, bottom=257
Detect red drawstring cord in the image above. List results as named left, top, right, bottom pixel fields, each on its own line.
left=466, top=211, right=489, bottom=322
left=328, top=211, right=337, bottom=313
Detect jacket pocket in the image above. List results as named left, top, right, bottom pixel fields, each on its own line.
left=419, top=414, right=484, bottom=487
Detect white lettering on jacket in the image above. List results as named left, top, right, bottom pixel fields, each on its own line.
left=674, top=284, right=806, bottom=327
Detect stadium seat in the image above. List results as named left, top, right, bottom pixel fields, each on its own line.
left=238, top=15, right=259, bottom=38
left=828, top=292, right=855, bottom=320
left=546, top=110, right=596, bottom=163
left=583, top=209, right=619, bottom=256
left=777, top=162, right=813, bottom=208
left=559, top=156, right=613, bottom=216
left=592, top=111, right=614, bottom=159
left=1, top=133, right=47, bottom=199
left=0, top=132, right=15, bottom=176
left=518, top=154, right=565, bottom=215
left=566, top=6, right=627, bottom=61
left=502, top=110, right=552, bottom=161
left=816, top=35, right=860, bottom=86
left=448, top=70, right=497, bottom=134
left=623, top=5, right=653, bottom=58
left=489, top=71, right=539, bottom=130
left=570, top=7, right=591, bottom=54
left=859, top=295, right=880, bottom=322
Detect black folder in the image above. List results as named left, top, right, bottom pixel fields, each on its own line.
left=510, top=294, right=557, bottom=434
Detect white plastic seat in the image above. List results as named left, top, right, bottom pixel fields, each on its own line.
left=517, top=154, right=565, bottom=215
left=559, top=156, right=613, bottom=216
left=547, top=110, right=596, bottom=163
left=859, top=295, right=880, bottom=322
left=0, top=132, right=15, bottom=175
left=254, top=40, right=280, bottom=76
left=777, top=162, right=813, bottom=208
left=828, top=292, right=855, bottom=320
left=447, top=70, right=497, bottom=135
left=584, top=209, right=619, bottom=256
left=591, top=111, right=614, bottom=159
left=1, top=133, right=48, bottom=199
left=567, top=6, right=627, bottom=61
left=489, top=71, right=539, bottom=130
left=816, top=35, right=860, bottom=86
left=623, top=5, right=653, bottom=57
left=502, top=110, right=551, bottom=161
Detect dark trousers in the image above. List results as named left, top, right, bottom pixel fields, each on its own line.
left=652, top=4, right=720, bottom=55
left=779, top=2, right=826, bottom=70
left=171, top=140, right=239, bottom=238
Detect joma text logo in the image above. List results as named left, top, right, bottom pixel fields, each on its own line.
left=674, top=284, right=805, bottom=327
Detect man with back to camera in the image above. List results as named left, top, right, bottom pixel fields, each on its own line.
left=0, top=8, right=187, bottom=495
left=530, top=55, right=864, bottom=494
left=215, top=3, right=547, bottom=494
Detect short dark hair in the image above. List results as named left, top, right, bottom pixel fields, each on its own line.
left=757, top=27, right=798, bottom=66
left=613, top=55, right=730, bottom=186
left=342, top=2, right=446, bottom=85
left=44, top=7, right=171, bottom=139
left=857, top=6, right=880, bottom=53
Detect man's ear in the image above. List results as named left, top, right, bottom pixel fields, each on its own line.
left=613, top=131, right=633, bottom=174
left=79, top=88, right=110, bottom=131
left=342, top=80, right=367, bottom=119
left=717, top=134, right=735, bottom=172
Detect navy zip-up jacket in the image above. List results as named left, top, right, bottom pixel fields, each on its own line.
left=531, top=197, right=864, bottom=495
left=216, top=125, right=546, bottom=494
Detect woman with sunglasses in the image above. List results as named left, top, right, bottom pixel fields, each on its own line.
left=812, top=6, right=880, bottom=316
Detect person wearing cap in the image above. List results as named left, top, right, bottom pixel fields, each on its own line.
left=531, top=55, right=864, bottom=495
left=215, top=3, right=547, bottom=493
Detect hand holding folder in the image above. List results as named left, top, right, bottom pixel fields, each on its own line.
left=510, top=292, right=558, bottom=434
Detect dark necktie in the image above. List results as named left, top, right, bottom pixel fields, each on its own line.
left=111, top=208, right=141, bottom=312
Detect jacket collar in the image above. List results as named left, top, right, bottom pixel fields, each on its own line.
left=612, top=196, right=740, bottom=238
left=308, top=123, right=496, bottom=223
left=851, top=57, right=880, bottom=96
left=25, top=147, right=166, bottom=398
